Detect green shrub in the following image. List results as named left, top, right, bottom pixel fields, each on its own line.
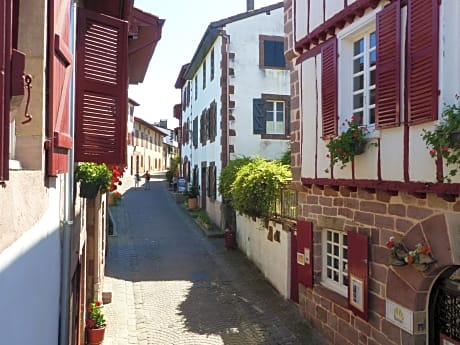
left=231, top=157, right=291, bottom=219
left=279, top=149, right=291, bottom=166
left=218, top=157, right=253, bottom=199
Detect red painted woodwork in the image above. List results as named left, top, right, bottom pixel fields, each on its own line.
left=296, top=0, right=379, bottom=54
left=47, top=0, right=72, bottom=176
left=347, top=231, right=368, bottom=320
left=0, top=0, right=12, bottom=181
left=11, top=49, right=25, bottom=97
left=407, top=0, right=439, bottom=125
left=321, top=38, right=337, bottom=139
left=75, top=8, right=128, bottom=165
left=301, top=177, right=460, bottom=197
left=290, top=229, right=299, bottom=302
left=376, top=1, right=401, bottom=129
left=297, top=220, right=313, bottom=288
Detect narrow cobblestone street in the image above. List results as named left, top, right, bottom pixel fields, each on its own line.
left=103, top=173, right=327, bottom=345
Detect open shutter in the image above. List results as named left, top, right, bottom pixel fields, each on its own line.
left=75, top=8, right=128, bottom=164
left=193, top=116, right=198, bottom=148
left=347, top=231, right=369, bottom=321
left=46, top=0, right=72, bottom=176
left=407, top=0, right=439, bottom=125
left=253, top=98, right=265, bottom=134
left=0, top=0, right=12, bottom=181
left=297, top=220, right=313, bottom=288
left=321, top=38, right=338, bottom=138
left=376, top=1, right=401, bottom=129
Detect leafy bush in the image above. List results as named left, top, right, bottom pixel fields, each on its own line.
left=279, top=149, right=291, bottom=166
left=218, top=156, right=253, bottom=200
left=231, top=157, right=291, bottom=219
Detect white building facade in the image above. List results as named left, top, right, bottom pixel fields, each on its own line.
left=176, top=1, right=290, bottom=227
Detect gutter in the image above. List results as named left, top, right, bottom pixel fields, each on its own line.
left=59, top=1, right=76, bottom=344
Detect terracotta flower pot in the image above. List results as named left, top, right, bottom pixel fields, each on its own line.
left=87, top=326, right=106, bottom=345
left=188, top=197, right=198, bottom=209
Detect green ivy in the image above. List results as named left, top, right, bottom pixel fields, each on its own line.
left=231, top=158, right=291, bottom=219
left=218, top=157, right=253, bottom=200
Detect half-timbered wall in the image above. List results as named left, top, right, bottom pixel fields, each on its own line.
left=286, top=0, right=460, bottom=344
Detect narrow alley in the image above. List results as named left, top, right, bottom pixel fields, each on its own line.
left=103, top=173, right=327, bottom=345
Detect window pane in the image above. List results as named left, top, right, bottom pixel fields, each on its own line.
left=370, top=69, right=376, bottom=86
left=353, top=57, right=364, bottom=73
left=276, top=102, right=284, bottom=112
left=333, top=271, right=339, bottom=282
left=327, top=255, right=332, bottom=266
left=334, top=258, right=339, bottom=269
left=354, top=38, right=364, bottom=55
left=369, top=89, right=376, bottom=105
left=334, top=245, right=339, bottom=256
left=370, top=50, right=376, bottom=67
left=353, top=75, right=364, bottom=91
left=354, top=111, right=363, bottom=124
left=353, top=93, right=364, bottom=108
left=343, top=275, right=348, bottom=287
left=276, top=111, right=284, bottom=122
left=343, top=234, right=347, bottom=246
left=327, top=269, right=332, bottom=279
left=266, top=111, right=274, bottom=121
left=327, top=231, right=332, bottom=241
left=327, top=242, right=332, bottom=253
left=333, top=232, right=339, bottom=243
left=343, top=247, right=348, bottom=258
left=369, top=32, right=376, bottom=48
left=266, top=102, right=274, bottom=111
left=369, top=108, right=376, bottom=124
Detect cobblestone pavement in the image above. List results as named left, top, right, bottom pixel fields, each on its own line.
left=103, top=173, right=328, bottom=345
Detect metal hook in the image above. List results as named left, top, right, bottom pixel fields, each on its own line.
left=21, top=74, right=32, bottom=124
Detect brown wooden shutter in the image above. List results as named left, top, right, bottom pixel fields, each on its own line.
left=376, top=1, right=401, bottom=129
left=347, top=231, right=369, bottom=321
left=407, top=0, right=439, bottom=125
left=321, top=38, right=338, bottom=138
left=46, top=0, right=73, bottom=176
left=0, top=0, right=12, bottom=181
left=75, top=8, right=128, bottom=165
left=297, top=220, right=313, bottom=288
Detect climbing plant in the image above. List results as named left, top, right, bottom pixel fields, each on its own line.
left=218, top=156, right=253, bottom=200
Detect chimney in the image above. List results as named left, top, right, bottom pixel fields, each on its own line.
left=247, top=0, right=254, bottom=11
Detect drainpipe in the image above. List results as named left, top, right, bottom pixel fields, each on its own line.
left=59, top=1, right=77, bottom=344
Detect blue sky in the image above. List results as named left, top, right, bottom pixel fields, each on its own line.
left=129, top=0, right=280, bottom=128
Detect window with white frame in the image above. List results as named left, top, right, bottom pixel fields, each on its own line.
left=322, top=229, right=348, bottom=296
left=339, top=18, right=376, bottom=129
left=266, top=100, right=285, bottom=135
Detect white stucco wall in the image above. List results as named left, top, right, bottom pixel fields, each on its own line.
left=0, top=184, right=61, bottom=345
left=299, top=1, right=460, bottom=184
left=236, top=215, right=290, bottom=298
left=226, top=7, right=290, bottom=161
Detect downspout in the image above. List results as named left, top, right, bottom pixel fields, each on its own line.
left=59, top=1, right=76, bottom=344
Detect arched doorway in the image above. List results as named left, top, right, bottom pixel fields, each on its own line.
left=429, top=266, right=460, bottom=345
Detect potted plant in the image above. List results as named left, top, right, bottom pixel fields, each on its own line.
left=75, top=163, right=112, bottom=198
left=325, top=116, right=376, bottom=172
left=86, top=301, right=106, bottom=345
left=422, top=99, right=460, bottom=182
left=186, top=185, right=199, bottom=209
left=108, top=191, right=123, bottom=206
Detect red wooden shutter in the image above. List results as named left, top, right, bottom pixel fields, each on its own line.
left=46, top=0, right=72, bottom=176
left=75, top=8, right=128, bottom=165
left=407, top=0, right=439, bottom=125
left=297, top=220, right=313, bottom=288
left=347, top=231, right=369, bottom=321
left=0, top=0, right=12, bottom=181
left=321, top=38, right=338, bottom=138
left=376, top=1, right=401, bottom=129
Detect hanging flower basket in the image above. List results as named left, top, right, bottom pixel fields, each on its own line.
left=79, top=182, right=100, bottom=199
